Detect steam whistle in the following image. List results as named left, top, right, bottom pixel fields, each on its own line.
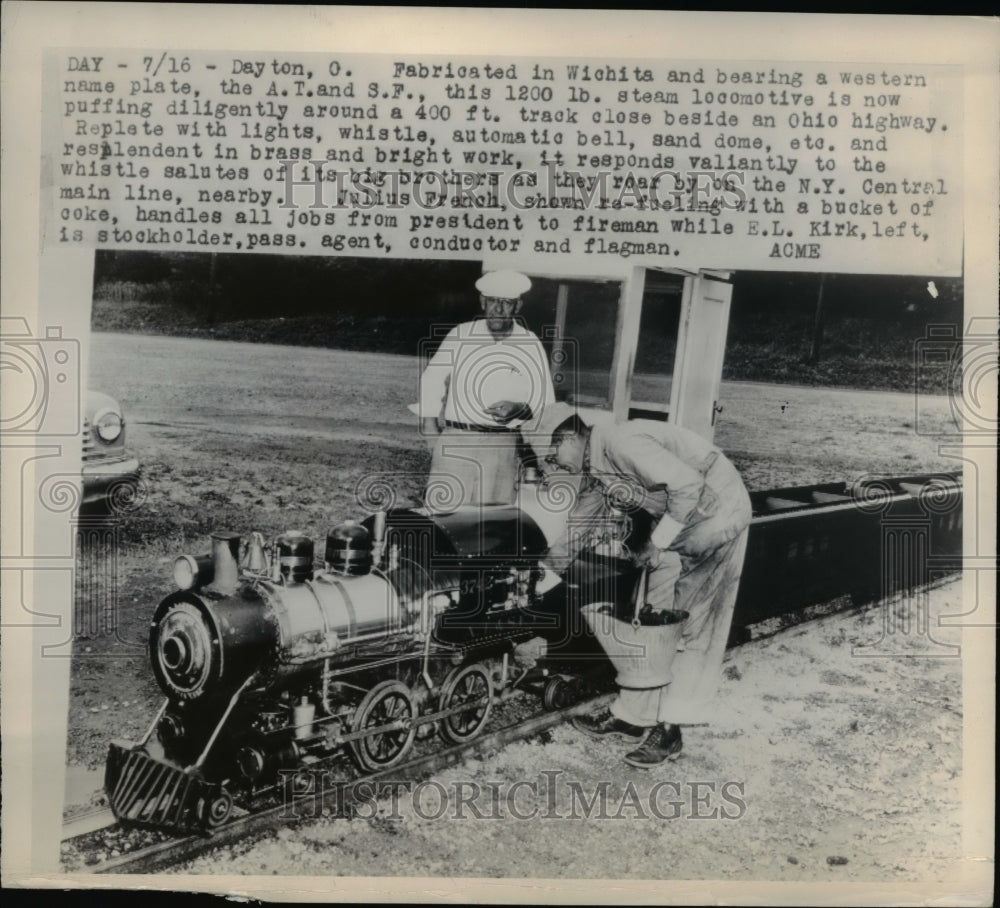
left=371, top=510, right=387, bottom=568
left=243, top=532, right=268, bottom=574
left=270, top=535, right=282, bottom=583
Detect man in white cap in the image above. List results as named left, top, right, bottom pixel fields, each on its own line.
left=419, top=269, right=555, bottom=509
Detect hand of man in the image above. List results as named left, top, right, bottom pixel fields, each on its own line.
left=485, top=400, right=532, bottom=424
left=633, top=541, right=663, bottom=569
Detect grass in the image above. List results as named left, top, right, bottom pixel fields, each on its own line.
left=91, top=296, right=434, bottom=356
left=96, top=438, right=431, bottom=552
left=722, top=312, right=958, bottom=394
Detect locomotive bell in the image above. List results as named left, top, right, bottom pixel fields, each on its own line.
left=276, top=531, right=314, bottom=584
left=243, top=531, right=268, bottom=574
left=325, top=519, right=373, bottom=575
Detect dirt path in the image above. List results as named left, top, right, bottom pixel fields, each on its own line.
left=91, top=331, right=959, bottom=495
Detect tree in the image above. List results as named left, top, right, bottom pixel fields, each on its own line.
left=806, top=273, right=826, bottom=365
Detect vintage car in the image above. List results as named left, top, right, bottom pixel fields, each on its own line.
left=82, top=390, right=139, bottom=509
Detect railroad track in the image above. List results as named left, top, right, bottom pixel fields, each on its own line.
left=62, top=805, right=117, bottom=840
left=63, top=460, right=963, bottom=874
left=63, top=691, right=612, bottom=874
left=63, top=567, right=964, bottom=874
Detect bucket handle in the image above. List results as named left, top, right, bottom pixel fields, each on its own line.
left=631, top=567, right=649, bottom=630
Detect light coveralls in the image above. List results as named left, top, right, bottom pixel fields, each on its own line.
left=574, top=420, right=752, bottom=726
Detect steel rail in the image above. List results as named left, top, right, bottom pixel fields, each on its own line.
left=62, top=806, right=118, bottom=840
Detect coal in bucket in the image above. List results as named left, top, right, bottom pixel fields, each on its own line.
left=582, top=568, right=688, bottom=689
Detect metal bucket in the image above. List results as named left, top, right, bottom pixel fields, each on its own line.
left=582, top=601, right=688, bottom=689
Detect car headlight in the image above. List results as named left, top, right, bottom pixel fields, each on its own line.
left=94, top=410, right=123, bottom=443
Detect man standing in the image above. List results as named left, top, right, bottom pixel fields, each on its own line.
left=419, top=270, right=555, bottom=509
left=547, top=414, right=752, bottom=767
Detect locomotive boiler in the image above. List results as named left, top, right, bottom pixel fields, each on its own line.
left=105, top=503, right=634, bottom=833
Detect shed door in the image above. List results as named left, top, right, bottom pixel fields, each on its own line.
left=668, top=273, right=733, bottom=442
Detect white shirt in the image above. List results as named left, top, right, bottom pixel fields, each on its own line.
left=418, top=318, right=555, bottom=431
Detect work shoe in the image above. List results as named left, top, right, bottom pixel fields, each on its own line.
left=571, top=708, right=645, bottom=742
left=624, top=723, right=683, bottom=767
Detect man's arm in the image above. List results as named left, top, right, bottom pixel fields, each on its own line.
left=417, top=328, right=458, bottom=438
left=650, top=512, right=686, bottom=550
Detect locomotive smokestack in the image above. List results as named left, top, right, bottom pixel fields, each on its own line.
left=211, top=532, right=241, bottom=594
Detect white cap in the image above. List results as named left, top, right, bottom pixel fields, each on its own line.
left=475, top=270, right=531, bottom=298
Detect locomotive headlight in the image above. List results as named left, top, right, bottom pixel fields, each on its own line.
left=156, top=603, right=214, bottom=697
left=93, top=409, right=123, bottom=443
left=173, top=554, right=215, bottom=590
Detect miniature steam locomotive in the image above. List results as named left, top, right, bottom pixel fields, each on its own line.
left=105, top=503, right=636, bottom=834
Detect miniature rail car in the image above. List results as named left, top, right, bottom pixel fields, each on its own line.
left=105, top=471, right=962, bottom=835
left=732, top=471, right=963, bottom=633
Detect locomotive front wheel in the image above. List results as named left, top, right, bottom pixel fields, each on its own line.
left=440, top=663, right=494, bottom=745
left=198, top=788, right=233, bottom=829
left=543, top=676, right=577, bottom=711
left=350, top=680, right=417, bottom=773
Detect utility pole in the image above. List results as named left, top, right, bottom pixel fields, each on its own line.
left=807, top=273, right=826, bottom=365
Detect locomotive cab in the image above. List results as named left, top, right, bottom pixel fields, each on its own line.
left=368, top=505, right=550, bottom=645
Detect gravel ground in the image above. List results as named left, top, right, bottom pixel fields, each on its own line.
left=170, top=578, right=964, bottom=882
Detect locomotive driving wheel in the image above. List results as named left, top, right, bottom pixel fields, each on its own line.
left=349, top=679, right=417, bottom=772
left=439, top=663, right=494, bottom=744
